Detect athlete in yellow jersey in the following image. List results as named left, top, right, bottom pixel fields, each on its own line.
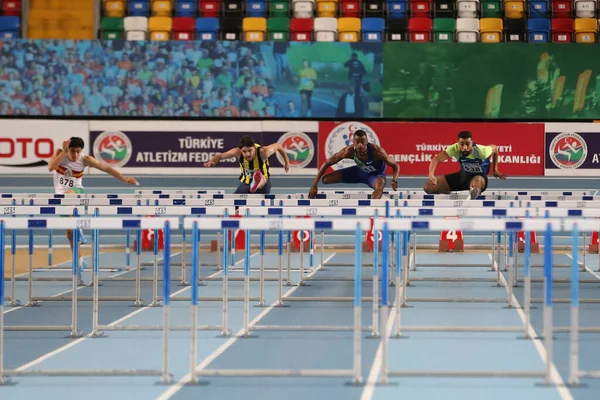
left=204, top=135, right=291, bottom=194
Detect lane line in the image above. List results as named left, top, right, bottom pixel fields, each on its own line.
left=565, top=253, right=600, bottom=282
left=154, top=252, right=338, bottom=400
left=359, top=251, right=411, bottom=400
left=488, top=253, right=574, bottom=400
left=10, top=253, right=256, bottom=372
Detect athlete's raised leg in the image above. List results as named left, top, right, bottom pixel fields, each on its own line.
left=468, top=175, right=486, bottom=200
left=65, top=188, right=87, bottom=285
left=370, top=176, right=386, bottom=199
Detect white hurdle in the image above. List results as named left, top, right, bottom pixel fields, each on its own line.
left=185, top=217, right=370, bottom=384
left=0, top=218, right=176, bottom=385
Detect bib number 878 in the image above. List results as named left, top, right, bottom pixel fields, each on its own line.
left=59, top=177, right=74, bottom=187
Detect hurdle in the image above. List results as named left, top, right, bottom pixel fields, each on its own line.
left=186, top=217, right=368, bottom=384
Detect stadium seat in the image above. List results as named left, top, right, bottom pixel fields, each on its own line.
left=528, top=0, right=549, bottom=17
left=223, top=0, right=244, bottom=17
left=317, top=0, right=337, bottom=17
left=338, top=16, right=360, bottom=41
left=148, top=16, right=172, bottom=39
left=362, top=17, right=385, bottom=41
left=480, top=17, right=502, bottom=42
left=243, top=16, right=267, bottom=40
left=456, top=17, right=479, bottom=42
left=480, top=0, right=502, bottom=17
left=269, top=0, right=290, bottom=16
left=175, top=0, right=196, bottom=16
left=290, top=17, right=313, bottom=40
left=199, top=0, right=221, bottom=16
left=314, top=16, right=337, bottom=41
left=574, top=0, right=596, bottom=18
left=100, top=16, right=125, bottom=38
left=363, top=0, right=385, bottom=17
left=221, top=16, right=242, bottom=39
left=386, top=17, right=408, bottom=40
left=574, top=17, right=597, bottom=42
left=457, top=0, right=478, bottom=18
left=340, top=0, right=361, bottom=17
left=551, top=0, right=572, bottom=17
left=247, top=0, right=267, bottom=16
left=196, top=17, right=220, bottom=39
left=124, top=16, right=148, bottom=39
left=2, top=0, right=22, bottom=17
left=151, top=0, right=172, bottom=16
left=128, top=0, right=150, bottom=16
left=172, top=16, right=195, bottom=39
left=388, top=0, right=408, bottom=18
left=504, top=0, right=525, bottom=18
left=551, top=18, right=573, bottom=42
left=293, top=0, right=314, bottom=17
left=504, top=18, right=526, bottom=41
left=0, top=15, right=19, bottom=38
left=408, top=17, right=432, bottom=41
left=410, top=0, right=432, bottom=16
left=433, top=17, right=456, bottom=41
left=434, top=0, right=455, bottom=17
left=105, top=0, right=126, bottom=17
left=267, top=16, right=290, bottom=39
left=528, top=18, right=550, bottom=42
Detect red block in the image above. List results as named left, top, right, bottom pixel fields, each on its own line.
left=141, top=228, right=165, bottom=251
left=439, top=216, right=464, bottom=252
left=292, top=215, right=315, bottom=252
left=363, top=216, right=383, bottom=252
left=589, top=231, right=599, bottom=253
left=518, top=231, right=539, bottom=253
left=227, top=214, right=245, bottom=250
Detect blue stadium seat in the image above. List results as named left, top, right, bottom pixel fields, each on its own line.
left=246, top=0, right=267, bottom=17
left=0, top=16, right=20, bottom=38
left=129, top=0, right=150, bottom=16
left=175, top=0, right=197, bottom=17
left=387, top=0, right=408, bottom=18
left=196, top=17, right=219, bottom=40
left=362, top=17, right=385, bottom=41
left=528, top=18, right=550, bottom=42
left=528, top=0, right=549, bottom=18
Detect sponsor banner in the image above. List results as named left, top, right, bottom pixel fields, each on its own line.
left=319, top=121, right=544, bottom=176
left=88, top=120, right=318, bottom=175
left=0, top=120, right=89, bottom=175
left=545, top=123, right=600, bottom=176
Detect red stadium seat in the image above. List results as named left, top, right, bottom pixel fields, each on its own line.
left=290, top=17, right=313, bottom=40
left=340, top=0, right=361, bottom=17
left=198, top=0, right=221, bottom=17
left=172, top=17, right=195, bottom=40
left=408, top=17, right=432, bottom=41
left=410, top=0, right=432, bottom=17
left=2, top=0, right=21, bottom=16
left=551, top=17, right=573, bottom=42
left=551, top=0, right=572, bottom=18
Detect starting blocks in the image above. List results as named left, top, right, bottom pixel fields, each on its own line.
left=439, top=216, right=464, bottom=252
left=589, top=231, right=599, bottom=253
left=362, top=216, right=383, bottom=252
left=292, top=216, right=315, bottom=252
left=133, top=215, right=164, bottom=251
left=517, top=217, right=539, bottom=253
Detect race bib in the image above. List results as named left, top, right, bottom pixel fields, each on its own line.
left=59, top=176, right=75, bottom=188
left=360, top=164, right=377, bottom=173
left=462, top=163, right=483, bottom=173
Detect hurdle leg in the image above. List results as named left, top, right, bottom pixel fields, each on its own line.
left=389, top=232, right=395, bottom=287
left=503, top=231, right=508, bottom=271
left=514, top=235, right=519, bottom=288
left=491, top=233, right=496, bottom=272
left=10, top=229, right=19, bottom=306
left=222, top=229, right=231, bottom=337
left=309, top=231, right=315, bottom=272
left=411, top=232, right=417, bottom=271
left=150, top=228, right=161, bottom=307
left=393, top=231, right=403, bottom=338
left=524, top=230, right=531, bottom=340
left=125, top=229, right=131, bottom=271
left=507, top=232, right=514, bottom=308
left=286, top=234, right=292, bottom=286
left=402, top=247, right=408, bottom=307
left=320, top=232, right=325, bottom=270
left=569, top=228, right=580, bottom=385
left=371, top=228, right=380, bottom=338
left=26, top=228, right=38, bottom=307
left=91, top=227, right=102, bottom=337
left=48, top=229, right=53, bottom=268
left=216, top=230, right=222, bottom=271
left=299, top=235, right=305, bottom=286
left=180, top=224, right=189, bottom=286
left=134, top=229, right=144, bottom=307
left=162, top=223, right=172, bottom=384
left=0, top=223, right=6, bottom=385
left=278, top=230, right=284, bottom=306
left=69, top=229, right=82, bottom=338
left=496, top=232, right=502, bottom=286
left=581, top=231, right=587, bottom=272
left=230, top=230, right=236, bottom=271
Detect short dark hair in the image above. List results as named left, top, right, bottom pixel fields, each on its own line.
left=354, top=129, right=367, bottom=138
left=458, top=131, right=472, bottom=140
left=238, top=135, right=255, bottom=149
left=69, top=137, right=85, bottom=149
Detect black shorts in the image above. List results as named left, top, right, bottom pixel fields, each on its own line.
left=234, top=179, right=272, bottom=194
left=444, top=171, right=488, bottom=192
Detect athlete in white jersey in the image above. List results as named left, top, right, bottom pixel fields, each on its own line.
left=48, top=137, right=139, bottom=285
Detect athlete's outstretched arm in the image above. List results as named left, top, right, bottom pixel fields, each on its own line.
left=428, top=151, right=451, bottom=187
left=47, top=141, right=70, bottom=172
left=84, top=155, right=138, bottom=185
left=204, top=148, right=241, bottom=167
left=373, top=145, right=400, bottom=190
left=309, top=147, right=350, bottom=197
left=489, top=145, right=507, bottom=180
left=261, top=143, right=291, bottom=172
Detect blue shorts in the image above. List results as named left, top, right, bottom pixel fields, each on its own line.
left=339, top=166, right=386, bottom=188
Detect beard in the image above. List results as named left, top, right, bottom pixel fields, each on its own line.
left=461, top=151, right=470, bottom=156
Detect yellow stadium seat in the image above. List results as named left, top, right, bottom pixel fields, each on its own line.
left=574, top=18, right=597, bottom=42
left=479, top=18, right=503, bottom=42
left=338, top=17, right=361, bottom=42
left=504, top=0, right=525, bottom=19
left=105, top=0, right=125, bottom=17
left=243, top=17, right=267, bottom=41
left=152, top=0, right=173, bottom=17
left=317, top=1, right=337, bottom=17
left=148, top=16, right=172, bottom=40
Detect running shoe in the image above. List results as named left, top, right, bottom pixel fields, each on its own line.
left=250, top=170, right=263, bottom=193
left=78, top=228, right=88, bottom=244
left=78, top=258, right=88, bottom=286
left=468, top=187, right=480, bottom=200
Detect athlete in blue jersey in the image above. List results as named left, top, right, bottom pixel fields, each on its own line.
left=424, top=130, right=507, bottom=199
left=309, top=129, right=399, bottom=199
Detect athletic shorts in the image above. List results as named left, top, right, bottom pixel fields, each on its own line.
left=339, top=166, right=386, bottom=189
left=444, top=171, right=488, bottom=192
left=234, top=179, right=272, bottom=194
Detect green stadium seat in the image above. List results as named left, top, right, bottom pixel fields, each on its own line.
left=269, top=0, right=290, bottom=17
left=481, top=0, right=503, bottom=18
left=100, top=17, right=124, bottom=39
left=267, top=17, right=290, bottom=40
left=433, top=18, right=455, bottom=42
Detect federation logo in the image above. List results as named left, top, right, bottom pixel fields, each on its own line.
left=325, top=122, right=380, bottom=170
left=93, top=131, right=132, bottom=168
left=277, top=131, right=314, bottom=169
left=549, top=132, right=587, bottom=169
